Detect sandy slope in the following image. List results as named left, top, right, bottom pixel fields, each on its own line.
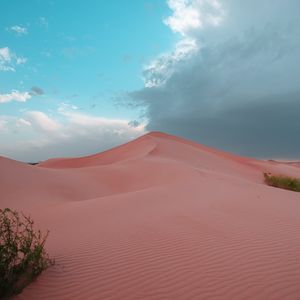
left=1, top=132, right=300, bottom=300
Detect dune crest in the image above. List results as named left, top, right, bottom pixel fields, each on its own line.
left=1, top=132, right=300, bottom=300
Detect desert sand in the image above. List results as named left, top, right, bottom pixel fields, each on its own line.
left=1, top=131, right=300, bottom=300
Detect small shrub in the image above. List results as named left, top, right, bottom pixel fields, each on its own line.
left=0, top=208, right=54, bottom=297
left=264, top=172, right=300, bottom=192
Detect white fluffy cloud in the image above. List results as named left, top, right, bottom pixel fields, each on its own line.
left=164, top=0, right=224, bottom=35
left=0, top=108, right=146, bottom=162
left=0, top=47, right=27, bottom=72
left=0, top=90, right=31, bottom=103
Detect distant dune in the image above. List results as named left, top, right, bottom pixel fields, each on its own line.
left=1, top=132, right=300, bottom=300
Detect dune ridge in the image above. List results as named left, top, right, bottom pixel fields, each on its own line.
left=1, top=132, right=300, bottom=300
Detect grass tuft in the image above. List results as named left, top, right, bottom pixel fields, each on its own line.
left=0, top=208, right=54, bottom=297
left=264, top=172, right=300, bottom=192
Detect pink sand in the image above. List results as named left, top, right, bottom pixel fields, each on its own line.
left=1, top=132, right=300, bottom=300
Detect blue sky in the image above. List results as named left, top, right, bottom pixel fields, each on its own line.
left=0, top=0, right=173, bottom=119
left=0, top=0, right=178, bottom=161
left=1, top=0, right=300, bottom=161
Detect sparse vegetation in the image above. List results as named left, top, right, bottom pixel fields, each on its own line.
left=0, top=208, right=54, bottom=297
left=264, top=172, right=300, bottom=192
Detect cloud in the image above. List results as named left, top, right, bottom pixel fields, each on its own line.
left=143, top=0, right=225, bottom=88
left=128, top=120, right=141, bottom=128
left=0, top=120, right=7, bottom=131
left=0, top=108, right=146, bottom=162
left=25, top=111, right=61, bottom=133
left=143, top=38, right=198, bottom=87
left=0, top=87, right=44, bottom=104
left=61, top=46, right=96, bottom=59
left=30, top=86, right=44, bottom=96
left=39, top=17, right=49, bottom=29
left=0, top=90, right=31, bottom=104
left=8, top=25, right=28, bottom=35
left=164, top=0, right=224, bottom=35
left=17, top=118, right=31, bottom=127
left=0, top=47, right=27, bottom=72
left=0, top=47, right=11, bottom=61
left=128, top=0, right=300, bottom=159
left=0, top=47, right=13, bottom=71
left=16, top=57, right=27, bottom=64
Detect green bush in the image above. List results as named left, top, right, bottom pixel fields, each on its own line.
left=264, top=172, right=300, bottom=192
left=0, top=208, right=54, bottom=297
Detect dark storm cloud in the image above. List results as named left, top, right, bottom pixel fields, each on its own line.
left=128, top=120, right=141, bottom=128
left=129, top=0, right=300, bottom=158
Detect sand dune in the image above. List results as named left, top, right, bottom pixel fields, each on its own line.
left=1, top=132, right=300, bottom=300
